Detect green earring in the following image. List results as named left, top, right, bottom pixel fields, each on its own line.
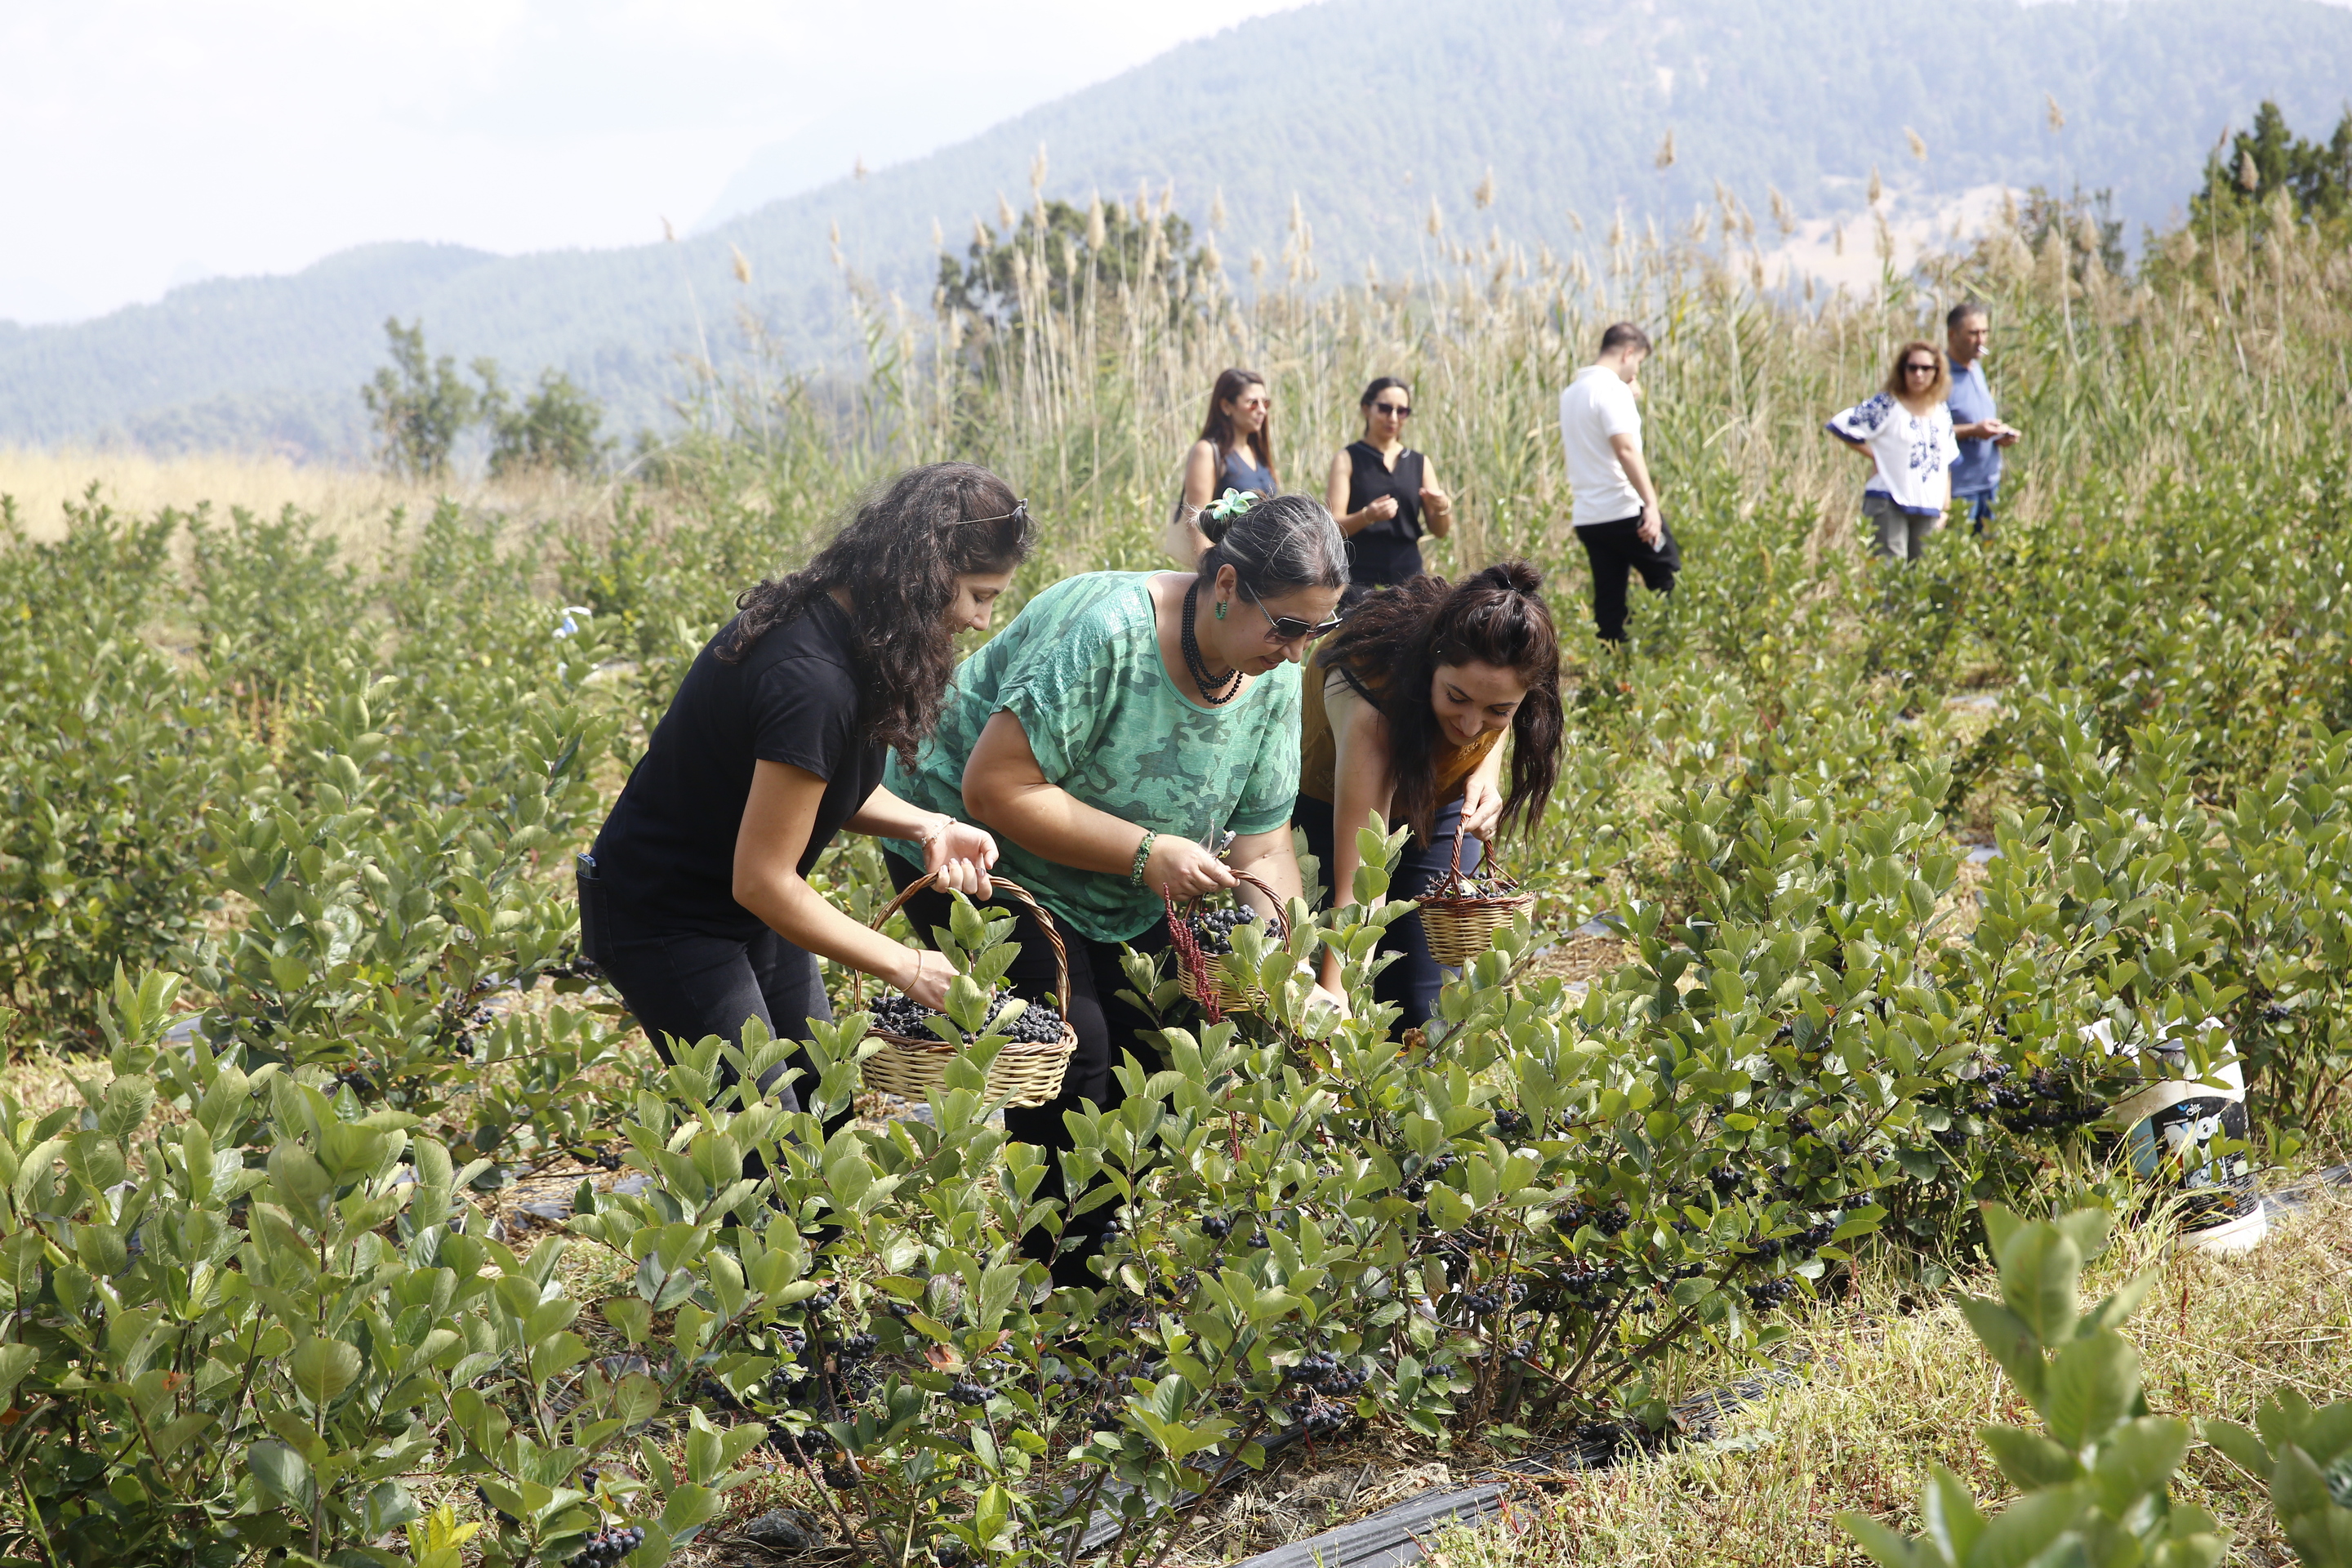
left=1214, top=600, right=1227, bottom=619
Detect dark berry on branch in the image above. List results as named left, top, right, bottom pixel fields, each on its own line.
left=567, top=1526, right=646, bottom=1568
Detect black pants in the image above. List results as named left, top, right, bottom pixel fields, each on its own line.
left=1576, top=515, right=1680, bottom=643
left=884, top=854, right=1173, bottom=1284
left=1292, top=794, right=1478, bottom=1033
left=586, top=873, right=835, bottom=1116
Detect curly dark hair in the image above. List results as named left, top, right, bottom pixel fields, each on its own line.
left=717, top=462, right=1034, bottom=764
left=1312, top=560, right=1564, bottom=841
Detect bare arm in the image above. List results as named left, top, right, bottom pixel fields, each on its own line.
left=1609, top=433, right=1664, bottom=546
left=1162, top=441, right=1218, bottom=567
left=1458, top=735, right=1508, bottom=842
left=733, top=762, right=961, bottom=1009
left=1418, top=457, right=1454, bottom=540
left=845, top=782, right=997, bottom=896
left=961, top=710, right=1234, bottom=898
left=1327, top=448, right=1398, bottom=537
left=1316, top=704, right=1396, bottom=991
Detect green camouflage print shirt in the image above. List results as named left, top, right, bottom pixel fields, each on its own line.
left=883, top=571, right=1300, bottom=942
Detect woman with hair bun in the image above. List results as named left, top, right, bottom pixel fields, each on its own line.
left=887, top=489, right=1348, bottom=1280
left=1324, top=375, right=1453, bottom=599
left=581, top=461, right=1034, bottom=1110
left=1292, top=561, right=1564, bottom=1031
left=1164, top=366, right=1279, bottom=564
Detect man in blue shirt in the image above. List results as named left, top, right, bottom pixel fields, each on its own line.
left=1945, top=301, right=2019, bottom=534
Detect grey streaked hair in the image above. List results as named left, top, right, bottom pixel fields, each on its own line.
left=1196, top=492, right=1348, bottom=598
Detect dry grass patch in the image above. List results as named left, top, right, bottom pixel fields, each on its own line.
left=1414, top=1195, right=2352, bottom=1567
left=0, top=446, right=628, bottom=546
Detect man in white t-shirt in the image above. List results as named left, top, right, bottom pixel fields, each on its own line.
left=1557, top=322, right=1678, bottom=644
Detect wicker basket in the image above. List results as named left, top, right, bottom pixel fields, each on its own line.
left=1168, top=869, right=1286, bottom=1021
left=1417, top=834, right=1533, bottom=968
left=849, top=872, right=1077, bottom=1108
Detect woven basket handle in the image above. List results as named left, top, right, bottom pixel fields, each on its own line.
left=1167, top=866, right=1290, bottom=940
left=846, top=871, right=1072, bottom=1019
left=1437, top=826, right=1521, bottom=896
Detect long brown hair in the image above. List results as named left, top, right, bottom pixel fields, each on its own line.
left=1198, top=367, right=1276, bottom=483
left=1882, top=341, right=1951, bottom=404
left=1314, top=561, right=1564, bottom=840
left=718, top=462, right=1034, bottom=765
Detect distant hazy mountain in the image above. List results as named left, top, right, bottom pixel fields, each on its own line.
left=7, top=0, right=2350, bottom=460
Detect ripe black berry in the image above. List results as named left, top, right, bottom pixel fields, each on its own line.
left=1187, top=905, right=1259, bottom=956
left=566, top=1526, right=646, bottom=1567
left=871, top=991, right=1068, bottom=1045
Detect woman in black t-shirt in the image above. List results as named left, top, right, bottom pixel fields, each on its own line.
left=1324, top=376, right=1454, bottom=599
left=583, top=463, right=1035, bottom=1110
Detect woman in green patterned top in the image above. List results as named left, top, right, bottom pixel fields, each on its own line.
left=883, top=491, right=1348, bottom=1276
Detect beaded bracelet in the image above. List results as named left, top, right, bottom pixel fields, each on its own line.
left=1129, top=831, right=1156, bottom=886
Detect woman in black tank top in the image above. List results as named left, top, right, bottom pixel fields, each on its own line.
left=1324, top=376, right=1453, bottom=595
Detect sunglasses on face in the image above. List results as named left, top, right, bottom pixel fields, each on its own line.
left=1371, top=402, right=1412, bottom=416
left=1245, top=585, right=1345, bottom=642
left=1904, top=362, right=1938, bottom=375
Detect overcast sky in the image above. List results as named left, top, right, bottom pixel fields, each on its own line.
left=0, top=0, right=1304, bottom=326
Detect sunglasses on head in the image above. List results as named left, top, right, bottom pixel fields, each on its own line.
left=1371, top=401, right=1412, bottom=416
left=1244, top=585, right=1345, bottom=642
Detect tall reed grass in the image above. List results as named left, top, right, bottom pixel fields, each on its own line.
left=668, top=178, right=2352, bottom=608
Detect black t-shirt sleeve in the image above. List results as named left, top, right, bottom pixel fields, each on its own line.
left=749, top=654, right=864, bottom=782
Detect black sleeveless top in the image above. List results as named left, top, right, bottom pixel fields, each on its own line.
left=1343, top=441, right=1427, bottom=589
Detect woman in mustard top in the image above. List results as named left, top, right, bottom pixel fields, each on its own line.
left=1292, top=562, right=1564, bottom=1029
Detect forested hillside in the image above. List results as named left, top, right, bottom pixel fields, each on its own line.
left=5, top=0, right=2349, bottom=458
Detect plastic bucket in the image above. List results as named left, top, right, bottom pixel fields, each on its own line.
left=2082, top=1018, right=2266, bottom=1255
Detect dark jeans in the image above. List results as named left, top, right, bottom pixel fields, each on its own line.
left=1293, top=794, right=1479, bottom=1033
left=1575, top=514, right=1680, bottom=643
left=1958, top=486, right=1998, bottom=536
left=884, top=854, right=1173, bottom=1285
left=585, top=871, right=834, bottom=1116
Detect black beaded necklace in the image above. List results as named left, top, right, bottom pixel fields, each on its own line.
left=1179, top=577, right=1242, bottom=706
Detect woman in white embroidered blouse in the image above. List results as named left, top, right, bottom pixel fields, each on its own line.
left=1826, top=341, right=1961, bottom=561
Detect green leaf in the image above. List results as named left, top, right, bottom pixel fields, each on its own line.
left=247, top=1441, right=313, bottom=1508
left=291, top=1336, right=364, bottom=1405
left=1922, top=1463, right=1989, bottom=1566
left=1980, top=1204, right=2025, bottom=1261
left=2049, top=1209, right=2113, bottom=1268
left=1423, top=1184, right=1474, bottom=1231
left=1963, top=1484, right=2087, bottom=1568
left=2197, top=1418, right=2271, bottom=1481
left=1980, top=1425, right=2082, bottom=1490
left=1838, top=1511, right=1927, bottom=1568
left=1998, top=1224, right=2082, bottom=1351
left=2088, top=1417, right=2189, bottom=1518
left=1958, top=1298, right=2048, bottom=1407
left=2078, top=1271, right=2155, bottom=1340
left=2044, top=1331, right=2138, bottom=1450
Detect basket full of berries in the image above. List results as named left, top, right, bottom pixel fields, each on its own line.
left=1416, top=832, right=1534, bottom=967
left=849, top=871, right=1078, bottom=1107
left=1166, top=868, right=1287, bottom=1021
